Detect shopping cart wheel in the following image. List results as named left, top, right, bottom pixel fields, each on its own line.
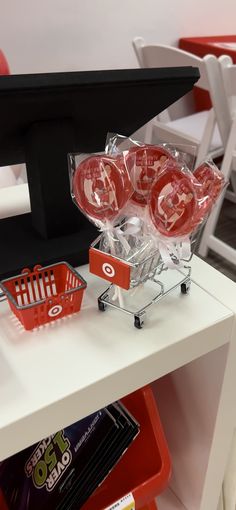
left=134, top=315, right=144, bottom=329
left=98, top=298, right=107, bottom=312
left=181, top=281, right=191, bottom=294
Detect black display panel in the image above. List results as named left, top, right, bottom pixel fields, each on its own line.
left=0, top=66, right=199, bottom=277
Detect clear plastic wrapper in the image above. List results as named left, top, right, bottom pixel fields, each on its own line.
left=148, top=159, right=200, bottom=238
left=105, top=134, right=198, bottom=239
left=98, top=218, right=160, bottom=286
left=123, top=144, right=174, bottom=207
left=105, top=133, right=227, bottom=239
left=148, top=158, right=226, bottom=236
left=105, top=132, right=197, bottom=170
left=69, top=151, right=135, bottom=307
left=191, top=159, right=227, bottom=230
left=69, top=136, right=227, bottom=275
left=105, top=133, right=196, bottom=206
left=77, top=134, right=229, bottom=326
left=69, top=152, right=133, bottom=230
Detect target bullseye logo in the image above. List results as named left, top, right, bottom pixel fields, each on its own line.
left=48, top=305, right=63, bottom=317
left=102, top=262, right=115, bottom=278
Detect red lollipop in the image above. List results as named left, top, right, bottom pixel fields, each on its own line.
left=191, top=161, right=225, bottom=229
left=149, top=163, right=197, bottom=237
left=194, top=161, right=225, bottom=204
left=72, top=155, right=132, bottom=224
left=125, top=145, right=174, bottom=206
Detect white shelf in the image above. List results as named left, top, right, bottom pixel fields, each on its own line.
left=0, top=257, right=234, bottom=461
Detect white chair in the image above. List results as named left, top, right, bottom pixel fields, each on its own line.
left=0, top=164, right=27, bottom=188
left=198, top=55, right=236, bottom=264
left=132, top=37, right=224, bottom=168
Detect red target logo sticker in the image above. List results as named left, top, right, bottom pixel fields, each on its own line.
left=89, top=248, right=131, bottom=289
left=48, top=305, right=63, bottom=317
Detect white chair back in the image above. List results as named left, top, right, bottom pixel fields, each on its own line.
left=132, top=37, right=223, bottom=168
left=133, top=38, right=236, bottom=266
left=133, top=37, right=212, bottom=91
left=206, top=54, right=233, bottom=147
left=198, top=55, right=236, bottom=264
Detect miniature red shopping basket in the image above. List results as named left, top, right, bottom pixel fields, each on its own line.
left=82, top=385, right=171, bottom=510
left=0, top=262, right=86, bottom=330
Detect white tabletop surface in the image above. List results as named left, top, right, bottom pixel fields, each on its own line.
left=0, top=258, right=234, bottom=460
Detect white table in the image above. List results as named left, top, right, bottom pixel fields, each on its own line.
left=0, top=256, right=235, bottom=510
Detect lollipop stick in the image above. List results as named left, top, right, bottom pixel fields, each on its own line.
left=106, top=220, right=124, bottom=308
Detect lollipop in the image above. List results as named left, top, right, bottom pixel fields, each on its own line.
left=191, top=161, right=226, bottom=230
left=149, top=162, right=197, bottom=237
left=72, top=154, right=133, bottom=308
left=194, top=161, right=225, bottom=203
left=72, top=154, right=133, bottom=225
left=125, top=145, right=174, bottom=206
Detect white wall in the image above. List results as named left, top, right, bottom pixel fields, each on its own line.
left=1, top=0, right=236, bottom=74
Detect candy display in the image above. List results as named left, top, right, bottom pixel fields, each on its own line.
left=69, top=135, right=227, bottom=328
left=71, top=143, right=217, bottom=241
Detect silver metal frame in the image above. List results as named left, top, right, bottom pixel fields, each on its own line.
left=92, top=234, right=195, bottom=328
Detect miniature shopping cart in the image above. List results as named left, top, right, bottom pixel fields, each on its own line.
left=89, top=234, right=198, bottom=329
left=0, top=262, right=86, bottom=330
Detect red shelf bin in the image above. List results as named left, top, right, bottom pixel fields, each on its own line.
left=141, top=501, right=158, bottom=510
left=0, top=489, right=8, bottom=510
left=179, top=35, right=236, bottom=111
left=82, top=385, right=171, bottom=510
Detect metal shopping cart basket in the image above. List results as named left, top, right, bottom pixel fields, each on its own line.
left=89, top=233, right=198, bottom=329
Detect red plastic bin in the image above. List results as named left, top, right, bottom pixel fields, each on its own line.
left=0, top=262, right=86, bottom=330
left=141, top=501, right=158, bottom=510
left=0, top=489, right=8, bottom=510
left=81, top=385, right=171, bottom=510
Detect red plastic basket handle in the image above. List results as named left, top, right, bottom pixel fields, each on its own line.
left=21, top=265, right=42, bottom=275
left=45, top=295, right=64, bottom=305
left=21, top=267, right=31, bottom=275
left=33, top=265, right=42, bottom=272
